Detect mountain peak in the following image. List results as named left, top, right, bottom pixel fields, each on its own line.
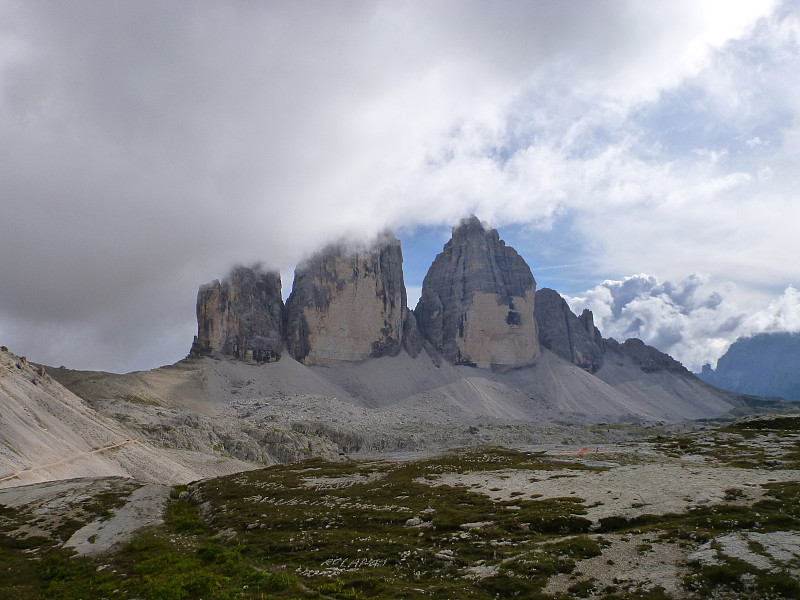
left=453, top=214, right=485, bottom=232
left=416, top=217, right=539, bottom=368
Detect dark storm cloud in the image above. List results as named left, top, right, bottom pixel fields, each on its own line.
left=0, top=1, right=791, bottom=371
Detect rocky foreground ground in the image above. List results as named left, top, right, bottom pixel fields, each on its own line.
left=1, top=416, right=799, bottom=599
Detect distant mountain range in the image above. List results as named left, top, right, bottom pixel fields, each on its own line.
left=697, top=332, right=800, bottom=401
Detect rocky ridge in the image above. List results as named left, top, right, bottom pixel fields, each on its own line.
left=532, top=288, right=688, bottom=376
left=534, top=288, right=604, bottom=373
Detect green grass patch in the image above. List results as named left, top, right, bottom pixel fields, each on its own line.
left=165, top=499, right=205, bottom=535
left=722, top=415, right=800, bottom=433
left=121, top=394, right=158, bottom=406
left=2, top=443, right=799, bottom=599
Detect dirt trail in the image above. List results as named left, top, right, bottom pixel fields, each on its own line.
left=0, top=439, right=138, bottom=484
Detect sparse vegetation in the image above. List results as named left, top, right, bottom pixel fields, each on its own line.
left=2, top=426, right=800, bottom=599
left=651, top=415, right=800, bottom=470
left=121, top=393, right=159, bottom=406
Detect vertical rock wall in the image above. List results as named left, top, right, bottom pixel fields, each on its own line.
left=284, top=233, right=407, bottom=365
left=191, top=266, right=284, bottom=362
left=534, top=288, right=604, bottom=373
left=415, top=216, right=541, bottom=368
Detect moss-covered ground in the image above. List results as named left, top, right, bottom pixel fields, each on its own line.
left=1, top=416, right=799, bottom=599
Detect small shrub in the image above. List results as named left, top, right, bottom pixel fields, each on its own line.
left=183, top=572, right=230, bottom=596
left=568, top=578, right=596, bottom=597
left=246, top=569, right=295, bottom=592
left=724, top=487, right=746, bottom=501
left=165, top=500, right=204, bottom=535
left=169, top=485, right=188, bottom=500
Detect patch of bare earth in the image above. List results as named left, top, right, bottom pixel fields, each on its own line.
left=422, top=444, right=800, bottom=596
left=428, top=459, right=800, bottom=523
left=65, top=482, right=170, bottom=556
left=0, top=476, right=171, bottom=556
left=545, top=534, right=690, bottom=597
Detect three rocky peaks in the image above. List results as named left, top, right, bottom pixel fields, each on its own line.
left=191, top=216, right=681, bottom=374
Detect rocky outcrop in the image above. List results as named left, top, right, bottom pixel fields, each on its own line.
left=606, top=337, right=688, bottom=374
left=191, top=266, right=283, bottom=362
left=415, top=216, right=540, bottom=368
left=534, top=288, right=604, bottom=373
left=187, top=217, right=693, bottom=380
left=401, top=309, right=424, bottom=359
left=284, top=232, right=407, bottom=365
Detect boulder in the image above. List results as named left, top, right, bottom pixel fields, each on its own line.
left=284, top=232, right=407, bottom=364
left=191, top=265, right=283, bottom=362
left=415, top=216, right=540, bottom=368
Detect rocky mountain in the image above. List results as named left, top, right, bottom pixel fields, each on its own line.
left=607, top=337, right=688, bottom=374
left=191, top=265, right=283, bottom=362
left=534, top=287, right=690, bottom=378
left=175, top=216, right=787, bottom=430
left=698, top=332, right=800, bottom=401
left=284, top=232, right=408, bottom=365
left=415, top=216, right=540, bottom=368
left=192, top=233, right=412, bottom=367
left=534, top=288, right=604, bottom=373
left=8, top=215, right=793, bottom=492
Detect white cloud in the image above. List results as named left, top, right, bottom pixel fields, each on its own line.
left=566, top=275, right=800, bottom=371
left=744, top=285, right=800, bottom=333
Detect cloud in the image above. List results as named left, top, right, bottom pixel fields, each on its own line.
left=0, top=1, right=795, bottom=371
left=566, top=275, right=800, bottom=371
left=744, top=285, right=800, bottom=333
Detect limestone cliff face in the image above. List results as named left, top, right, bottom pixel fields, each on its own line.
left=534, top=288, right=604, bottom=373
left=191, top=266, right=283, bottom=362
left=415, top=216, right=540, bottom=368
left=284, top=233, right=407, bottom=365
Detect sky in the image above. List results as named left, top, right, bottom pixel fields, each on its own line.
left=1, top=0, right=799, bottom=373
